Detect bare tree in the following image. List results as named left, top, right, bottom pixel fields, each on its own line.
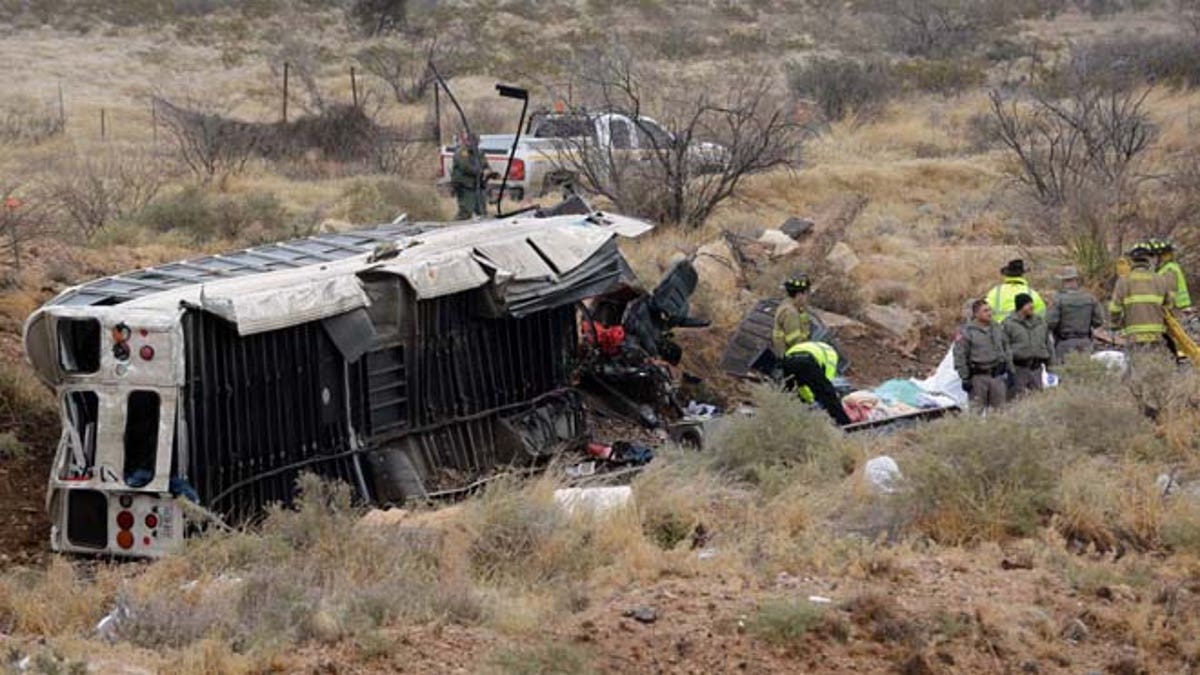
left=356, top=39, right=459, bottom=105
left=1175, top=0, right=1200, bottom=37
left=0, top=180, right=54, bottom=274
left=271, top=37, right=329, bottom=115
left=987, top=83, right=1155, bottom=208
left=345, top=0, right=408, bottom=37
left=156, top=97, right=266, bottom=182
left=41, top=150, right=174, bottom=238
left=555, top=50, right=804, bottom=228
left=860, top=0, right=1016, bottom=58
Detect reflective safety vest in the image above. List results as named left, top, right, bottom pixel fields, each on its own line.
left=1159, top=261, right=1192, bottom=310
left=986, top=277, right=1046, bottom=323
left=1108, top=268, right=1170, bottom=342
left=784, top=341, right=839, bottom=403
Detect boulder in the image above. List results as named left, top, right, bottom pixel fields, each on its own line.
left=864, top=456, right=902, bottom=493
left=693, top=238, right=744, bottom=297
left=757, top=229, right=800, bottom=257
left=864, top=303, right=920, bottom=340
left=825, top=242, right=860, bottom=274
left=779, top=217, right=815, bottom=240
left=810, top=308, right=868, bottom=337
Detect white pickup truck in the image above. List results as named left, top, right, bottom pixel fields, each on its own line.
left=437, top=112, right=726, bottom=201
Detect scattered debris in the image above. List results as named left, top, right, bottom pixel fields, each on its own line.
left=565, top=461, right=597, bottom=478
left=623, top=606, right=658, bottom=624
left=864, top=456, right=902, bottom=494
left=779, top=216, right=815, bottom=240
left=756, top=229, right=800, bottom=257
left=554, top=486, right=634, bottom=515
left=1000, top=557, right=1034, bottom=571
left=807, top=595, right=833, bottom=604
left=1061, top=617, right=1090, bottom=643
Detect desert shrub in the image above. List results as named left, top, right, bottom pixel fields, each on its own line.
left=858, top=0, right=1025, bottom=58
left=466, top=478, right=602, bottom=585
left=1013, top=378, right=1158, bottom=458
left=632, top=451, right=750, bottom=550
left=42, top=149, right=175, bottom=239
left=787, top=56, right=897, bottom=123
left=0, top=96, right=63, bottom=144
left=0, top=431, right=27, bottom=459
left=895, top=59, right=987, bottom=96
left=117, top=474, right=484, bottom=653
left=1065, top=33, right=1200, bottom=90
left=706, top=385, right=855, bottom=494
left=486, top=642, right=596, bottom=675
left=0, top=558, right=119, bottom=636
left=1056, top=459, right=1166, bottom=552
left=748, top=597, right=833, bottom=648
left=0, top=359, right=56, bottom=443
left=903, top=413, right=1064, bottom=543
left=138, top=187, right=291, bottom=242
left=1161, top=496, right=1200, bottom=555
left=334, top=178, right=447, bottom=224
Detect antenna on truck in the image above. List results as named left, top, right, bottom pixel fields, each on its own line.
left=495, top=84, right=530, bottom=217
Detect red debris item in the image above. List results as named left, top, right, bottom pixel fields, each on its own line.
left=586, top=442, right=613, bottom=460
left=583, top=322, right=626, bottom=356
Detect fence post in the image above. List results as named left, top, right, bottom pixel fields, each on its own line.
left=433, top=81, right=441, bottom=144
left=57, top=81, right=65, bottom=130
left=151, top=99, right=158, bottom=143
left=351, top=66, right=358, bottom=108
left=282, top=61, right=289, bottom=124
left=100, top=108, right=106, bottom=140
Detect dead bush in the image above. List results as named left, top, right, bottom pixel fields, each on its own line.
left=0, top=558, right=119, bottom=637
left=485, top=641, right=596, bottom=675
left=1065, top=32, right=1200, bottom=91
left=156, top=97, right=265, bottom=182
left=895, top=58, right=987, bottom=96
left=0, top=178, right=56, bottom=274
left=0, top=96, right=63, bottom=145
left=0, top=358, right=57, bottom=444
left=706, top=385, right=856, bottom=495
left=858, top=0, right=1022, bottom=58
left=787, top=56, right=897, bottom=123
left=1056, top=459, right=1166, bottom=553
left=748, top=597, right=846, bottom=649
left=42, top=149, right=174, bottom=239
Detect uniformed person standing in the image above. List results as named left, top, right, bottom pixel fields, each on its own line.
left=781, top=340, right=851, bottom=426
left=451, top=130, right=488, bottom=220
left=773, top=275, right=812, bottom=358
left=1109, top=243, right=1175, bottom=351
left=985, top=259, right=1045, bottom=324
left=1003, top=293, right=1054, bottom=396
left=1046, top=266, right=1104, bottom=361
left=1156, top=239, right=1192, bottom=314
left=954, top=299, right=1012, bottom=411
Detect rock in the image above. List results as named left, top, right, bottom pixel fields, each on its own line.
left=757, top=229, right=800, bottom=257
left=779, top=217, right=815, bottom=240
left=358, top=508, right=411, bottom=528
left=864, top=456, right=902, bottom=494
left=810, top=308, right=868, bottom=337
left=693, top=238, right=743, bottom=297
left=623, top=606, right=658, bottom=624
left=1061, top=618, right=1089, bottom=643
left=864, top=303, right=921, bottom=341
left=825, top=242, right=860, bottom=274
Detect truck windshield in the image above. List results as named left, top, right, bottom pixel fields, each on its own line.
left=530, top=116, right=595, bottom=139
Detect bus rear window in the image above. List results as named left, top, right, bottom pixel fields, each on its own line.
left=64, top=391, right=99, bottom=477
left=58, top=318, right=101, bottom=374
left=124, top=391, right=160, bottom=486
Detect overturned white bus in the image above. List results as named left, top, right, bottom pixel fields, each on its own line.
left=22, top=209, right=653, bottom=557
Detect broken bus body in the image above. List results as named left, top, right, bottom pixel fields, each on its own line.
left=22, top=210, right=653, bottom=557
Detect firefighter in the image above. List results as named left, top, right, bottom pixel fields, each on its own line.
left=781, top=340, right=851, bottom=426
left=1109, top=243, right=1175, bottom=351
left=1046, top=266, right=1104, bottom=361
left=451, top=130, right=490, bottom=219
left=773, top=275, right=812, bottom=358
left=954, top=299, right=1012, bottom=411
left=1155, top=239, right=1192, bottom=313
left=985, top=259, right=1045, bottom=324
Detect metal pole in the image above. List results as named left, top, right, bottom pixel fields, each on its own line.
left=151, top=99, right=157, bottom=143
left=432, top=77, right=442, bottom=143
left=351, top=66, right=358, bottom=107
left=57, top=82, right=65, bottom=130
left=100, top=108, right=106, bottom=140
left=282, top=62, right=289, bottom=123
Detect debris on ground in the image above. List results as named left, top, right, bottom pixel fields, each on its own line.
left=623, top=606, right=658, bottom=624
left=864, top=456, right=902, bottom=494
left=779, top=216, right=815, bottom=240
left=554, top=486, right=634, bottom=515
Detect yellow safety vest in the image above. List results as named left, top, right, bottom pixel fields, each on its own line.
left=1159, top=261, right=1192, bottom=310
left=784, top=341, right=839, bottom=403
left=987, top=277, right=1046, bottom=323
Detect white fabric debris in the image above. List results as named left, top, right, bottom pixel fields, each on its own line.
left=554, top=486, right=633, bottom=515
left=864, top=456, right=902, bottom=493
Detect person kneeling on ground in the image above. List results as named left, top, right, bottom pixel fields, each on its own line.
left=1003, top=292, right=1054, bottom=397
left=954, top=299, right=1012, bottom=411
left=781, top=341, right=852, bottom=426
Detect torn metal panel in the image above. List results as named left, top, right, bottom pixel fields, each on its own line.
left=369, top=250, right=492, bottom=300
left=200, top=274, right=370, bottom=336
left=527, top=226, right=612, bottom=275
left=322, top=309, right=379, bottom=363
left=473, top=239, right=557, bottom=281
